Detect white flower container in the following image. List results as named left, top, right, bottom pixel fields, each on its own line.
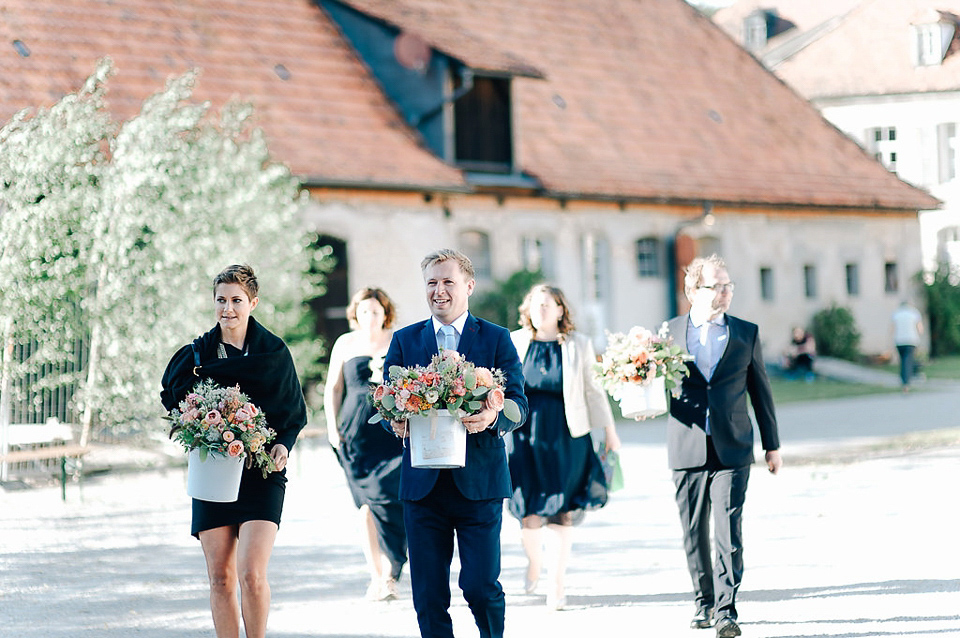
left=408, top=409, right=467, bottom=468
left=615, top=376, right=668, bottom=419
left=186, top=448, right=244, bottom=502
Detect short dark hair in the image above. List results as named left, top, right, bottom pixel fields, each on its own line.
left=213, top=264, right=259, bottom=300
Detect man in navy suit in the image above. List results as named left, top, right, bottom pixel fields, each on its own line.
left=663, top=255, right=781, bottom=638
left=385, top=249, right=528, bottom=638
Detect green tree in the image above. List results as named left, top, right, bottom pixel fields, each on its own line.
left=811, top=304, right=861, bottom=361
left=0, top=59, right=318, bottom=443
left=921, top=262, right=960, bottom=357
left=471, top=270, right=544, bottom=330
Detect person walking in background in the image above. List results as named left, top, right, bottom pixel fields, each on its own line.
left=662, top=255, right=781, bottom=638
left=161, top=264, right=307, bottom=638
left=324, top=287, right=406, bottom=601
left=891, top=300, right=924, bottom=392
left=384, top=249, right=528, bottom=638
left=508, top=284, right=620, bottom=610
left=783, top=326, right=816, bottom=382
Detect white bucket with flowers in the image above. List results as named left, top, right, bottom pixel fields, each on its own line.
left=596, top=324, right=692, bottom=420
left=370, top=349, right=522, bottom=469
left=167, top=379, right=277, bottom=502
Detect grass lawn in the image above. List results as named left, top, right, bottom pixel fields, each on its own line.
left=883, top=354, right=960, bottom=380
left=769, top=376, right=897, bottom=404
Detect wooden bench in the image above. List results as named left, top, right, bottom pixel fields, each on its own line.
left=0, top=420, right=88, bottom=500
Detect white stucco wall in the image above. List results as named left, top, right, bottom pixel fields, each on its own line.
left=302, top=192, right=923, bottom=362
left=817, top=91, right=960, bottom=272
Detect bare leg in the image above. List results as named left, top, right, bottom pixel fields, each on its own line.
left=359, top=504, right=389, bottom=599
left=199, top=526, right=241, bottom=638
left=237, top=520, right=278, bottom=638
left=547, top=522, right=573, bottom=609
left=520, top=515, right=544, bottom=593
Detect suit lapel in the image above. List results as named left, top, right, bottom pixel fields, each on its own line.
left=458, top=314, right=480, bottom=356
left=419, top=320, right=439, bottom=362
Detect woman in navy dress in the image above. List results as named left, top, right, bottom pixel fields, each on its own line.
left=509, top=285, right=621, bottom=610
left=324, top=287, right=406, bottom=600
left=161, top=264, right=307, bottom=638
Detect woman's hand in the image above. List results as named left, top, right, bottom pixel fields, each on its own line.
left=604, top=426, right=621, bottom=452
left=270, top=444, right=289, bottom=472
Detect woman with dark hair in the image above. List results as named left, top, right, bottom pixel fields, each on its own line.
left=324, top=287, right=406, bottom=600
left=160, top=264, right=307, bottom=638
left=509, top=284, right=620, bottom=610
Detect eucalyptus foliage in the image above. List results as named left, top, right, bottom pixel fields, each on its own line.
left=0, top=58, right=318, bottom=438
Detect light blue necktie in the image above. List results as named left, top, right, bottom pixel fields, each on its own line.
left=439, top=325, right=457, bottom=351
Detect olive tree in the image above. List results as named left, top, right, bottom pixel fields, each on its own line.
left=0, top=59, right=320, bottom=444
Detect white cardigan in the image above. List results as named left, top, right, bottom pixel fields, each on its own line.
left=510, top=329, right=615, bottom=438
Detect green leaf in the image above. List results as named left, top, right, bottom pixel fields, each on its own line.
left=381, top=394, right=395, bottom=410
left=502, top=399, right=522, bottom=424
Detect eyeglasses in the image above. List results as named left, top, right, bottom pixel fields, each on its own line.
left=700, top=282, right=735, bottom=293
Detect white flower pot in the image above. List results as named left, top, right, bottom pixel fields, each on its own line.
left=186, top=448, right=244, bottom=502
left=408, top=409, right=467, bottom=469
left=616, top=376, right=668, bottom=419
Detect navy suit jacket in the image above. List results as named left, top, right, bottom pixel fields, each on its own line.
left=664, top=314, right=779, bottom=470
left=384, top=313, right=528, bottom=501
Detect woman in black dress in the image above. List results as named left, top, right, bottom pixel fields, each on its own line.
left=324, top=287, right=406, bottom=600
left=161, top=265, right=307, bottom=638
left=509, top=285, right=621, bottom=610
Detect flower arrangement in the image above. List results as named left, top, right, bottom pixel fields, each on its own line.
left=595, top=323, right=692, bottom=398
left=367, top=349, right=522, bottom=425
left=167, top=379, right=277, bottom=477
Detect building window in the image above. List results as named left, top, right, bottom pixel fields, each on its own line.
left=459, top=230, right=492, bottom=283
left=885, top=262, right=899, bottom=294
left=521, top=236, right=555, bottom=280
left=803, top=264, right=817, bottom=299
left=635, top=237, right=662, bottom=277
left=581, top=233, right=610, bottom=302
left=454, top=75, right=512, bottom=173
left=866, top=126, right=898, bottom=172
left=938, top=122, right=957, bottom=183
left=743, top=11, right=768, bottom=51
left=845, top=263, right=860, bottom=296
left=915, top=22, right=955, bottom=67
left=759, top=267, right=774, bottom=301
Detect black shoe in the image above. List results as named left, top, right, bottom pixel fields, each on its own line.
left=715, top=617, right=741, bottom=638
left=690, top=608, right=714, bottom=629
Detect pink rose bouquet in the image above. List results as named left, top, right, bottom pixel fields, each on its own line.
left=167, top=379, right=277, bottom=477
left=368, top=349, right=522, bottom=425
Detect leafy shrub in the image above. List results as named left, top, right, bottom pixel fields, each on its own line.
left=471, top=270, right=543, bottom=330
left=922, top=262, right=960, bottom=357
left=811, top=304, right=861, bottom=361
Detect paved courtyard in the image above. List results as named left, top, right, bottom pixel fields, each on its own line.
left=1, top=382, right=959, bottom=637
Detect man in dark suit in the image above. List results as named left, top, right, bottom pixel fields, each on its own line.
left=385, top=249, right=528, bottom=638
left=664, top=254, right=781, bottom=638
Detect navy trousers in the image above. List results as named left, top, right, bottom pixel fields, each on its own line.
left=403, top=471, right=505, bottom=638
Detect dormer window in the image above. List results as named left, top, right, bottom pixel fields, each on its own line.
left=453, top=74, right=513, bottom=173
left=913, top=15, right=957, bottom=66
left=743, top=11, right=769, bottom=52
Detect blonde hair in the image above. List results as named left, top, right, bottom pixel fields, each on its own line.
left=346, top=287, right=396, bottom=330
left=420, top=249, right=475, bottom=279
left=518, top=284, right=575, bottom=336
left=683, top=254, right=727, bottom=299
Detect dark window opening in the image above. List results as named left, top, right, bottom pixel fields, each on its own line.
left=454, top=75, right=512, bottom=172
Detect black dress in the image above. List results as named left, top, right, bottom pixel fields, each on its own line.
left=336, top=355, right=407, bottom=580
left=160, top=317, right=308, bottom=539
left=507, top=340, right=607, bottom=523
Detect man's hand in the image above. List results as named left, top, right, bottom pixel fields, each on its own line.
left=461, top=407, right=497, bottom=434
left=391, top=420, right=409, bottom=438
left=765, top=449, right=782, bottom=475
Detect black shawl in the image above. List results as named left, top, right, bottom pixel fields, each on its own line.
left=160, top=316, right=307, bottom=452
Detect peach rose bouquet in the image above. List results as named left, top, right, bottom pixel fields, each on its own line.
left=167, top=379, right=277, bottom=477
left=368, top=349, right=521, bottom=425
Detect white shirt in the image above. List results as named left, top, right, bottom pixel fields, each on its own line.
left=432, top=312, right=468, bottom=349
left=891, top=305, right=922, bottom=346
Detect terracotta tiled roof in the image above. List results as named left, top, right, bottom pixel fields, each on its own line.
left=0, top=0, right=939, bottom=211
left=0, top=0, right=466, bottom=189
left=759, top=0, right=960, bottom=100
